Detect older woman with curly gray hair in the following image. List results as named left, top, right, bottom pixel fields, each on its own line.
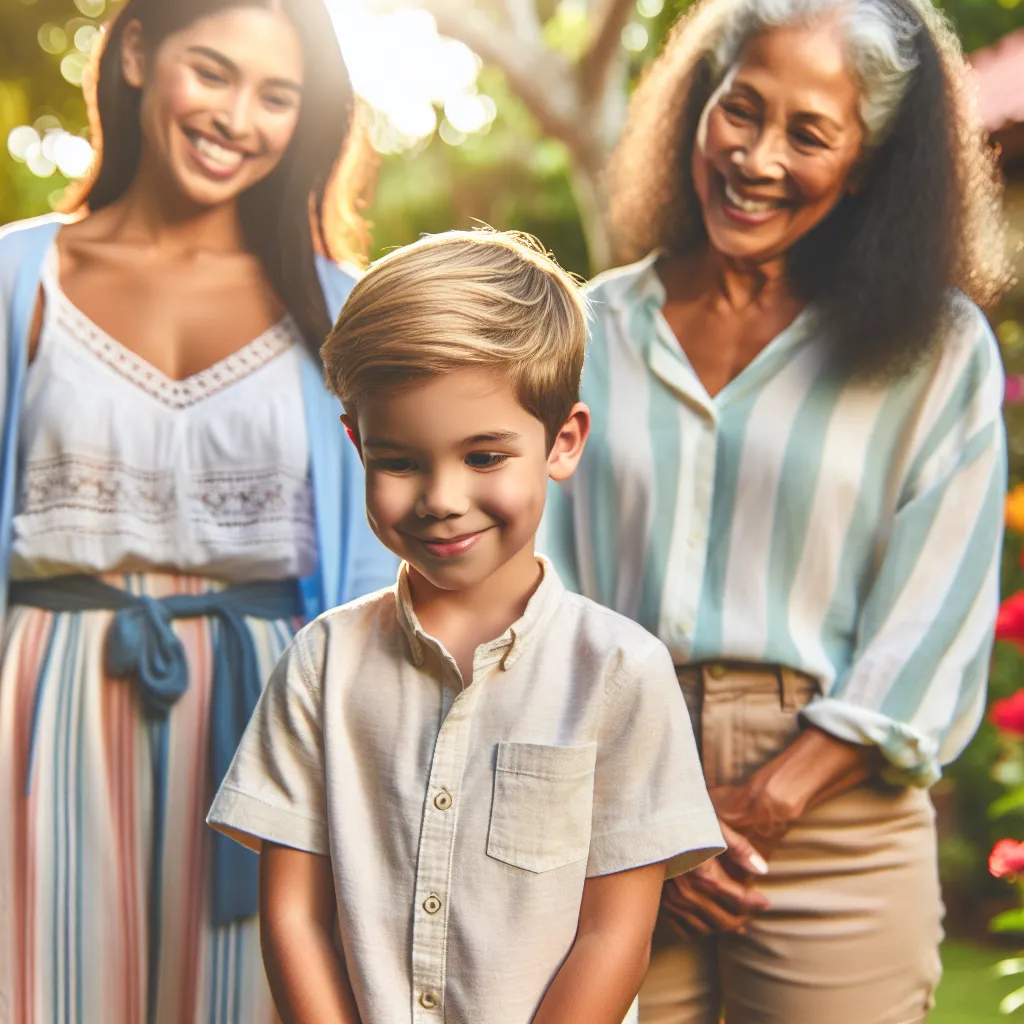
left=541, top=0, right=1010, bottom=1020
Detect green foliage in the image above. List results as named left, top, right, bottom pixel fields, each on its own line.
left=368, top=67, right=589, bottom=275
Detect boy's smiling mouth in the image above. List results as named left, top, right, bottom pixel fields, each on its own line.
left=414, top=529, right=490, bottom=559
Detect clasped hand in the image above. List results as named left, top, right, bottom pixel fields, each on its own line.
left=660, top=779, right=795, bottom=937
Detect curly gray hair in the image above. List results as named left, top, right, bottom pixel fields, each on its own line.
left=710, top=0, right=922, bottom=145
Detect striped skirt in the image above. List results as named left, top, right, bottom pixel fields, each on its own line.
left=0, top=574, right=295, bottom=1024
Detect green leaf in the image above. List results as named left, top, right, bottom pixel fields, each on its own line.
left=990, top=789, right=1024, bottom=819
left=991, top=909, right=1024, bottom=934
left=995, top=958, right=1024, bottom=978
left=1001, top=984, right=1024, bottom=1014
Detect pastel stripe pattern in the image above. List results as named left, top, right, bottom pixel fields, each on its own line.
left=539, top=254, right=1007, bottom=786
left=0, top=573, right=289, bottom=1024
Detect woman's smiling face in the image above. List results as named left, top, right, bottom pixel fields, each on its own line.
left=123, top=5, right=305, bottom=209
left=692, top=22, right=867, bottom=264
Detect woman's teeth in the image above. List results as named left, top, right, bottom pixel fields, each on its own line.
left=724, top=181, right=780, bottom=213
left=191, top=134, right=244, bottom=171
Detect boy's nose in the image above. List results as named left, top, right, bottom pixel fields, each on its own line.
left=415, top=469, right=470, bottom=520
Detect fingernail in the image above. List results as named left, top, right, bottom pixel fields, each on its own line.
left=750, top=852, right=769, bottom=875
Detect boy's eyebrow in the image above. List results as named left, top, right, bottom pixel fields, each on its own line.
left=361, top=431, right=522, bottom=450
left=464, top=431, right=521, bottom=445
left=361, top=437, right=404, bottom=450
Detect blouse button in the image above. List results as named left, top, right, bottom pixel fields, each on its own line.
left=434, top=790, right=452, bottom=811
left=419, top=991, right=440, bottom=1009
left=423, top=894, right=442, bottom=915
left=707, top=663, right=727, bottom=680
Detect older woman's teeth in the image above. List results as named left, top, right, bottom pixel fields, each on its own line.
left=724, top=182, right=778, bottom=213
left=192, top=135, right=244, bottom=171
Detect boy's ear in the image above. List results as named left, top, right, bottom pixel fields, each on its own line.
left=547, top=402, right=590, bottom=483
left=341, top=414, right=364, bottom=462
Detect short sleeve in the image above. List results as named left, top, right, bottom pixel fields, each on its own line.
left=207, top=629, right=329, bottom=856
left=587, top=635, right=724, bottom=879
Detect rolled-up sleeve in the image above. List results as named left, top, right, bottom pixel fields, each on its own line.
left=802, top=307, right=1006, bottom=786
left=587, top=635, right=724, bottom=879
left=207, top=627, right=330, bottom=855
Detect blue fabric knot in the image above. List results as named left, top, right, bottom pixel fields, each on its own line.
left=10, top=576, right=303, bottom=985
left=106, top=596, right=190, bottom=717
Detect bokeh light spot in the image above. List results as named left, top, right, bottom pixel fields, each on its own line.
left=38, top=24, right=68, bottom=55
left=621, top=22, right=650, bottom=52
left=7, top=126, right=40, bottom=162
left=61, top=52, right=89, bottom=86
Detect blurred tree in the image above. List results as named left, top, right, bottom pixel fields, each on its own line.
left=367, top=0, right=1024, bottom=272
left=371, top=0, right=638, bottom=270
left=0, top=0, right=123, bottom=225
left=1, top=0, right=1022, bottom=271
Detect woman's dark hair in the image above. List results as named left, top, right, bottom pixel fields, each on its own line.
left=607, top=0, right=1010, bottom=378
left=67, top=0, right=368, bottom=356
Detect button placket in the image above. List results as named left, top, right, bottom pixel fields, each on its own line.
left=410, top=681, right=481, bottom=1019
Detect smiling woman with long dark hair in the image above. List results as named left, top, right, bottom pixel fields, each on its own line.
left=0, top=1, right=394, bottom=1019
left=541, top=0, right=1010, bottom=1020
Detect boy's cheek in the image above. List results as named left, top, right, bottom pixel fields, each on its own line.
left=365, top=475, right=413, bottom=532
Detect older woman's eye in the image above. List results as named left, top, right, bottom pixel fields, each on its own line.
left=721, top=101, right=756, bottom=122
left=792, top=128, right=828, bottom=149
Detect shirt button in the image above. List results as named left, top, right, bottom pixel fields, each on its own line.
left=423, top=894, right=442, bottom=915
left=419, top=991, right=440, bottom=1009
left=688, top=528, right=703, bottom=547
left=707, top=663, right=726, bottom=679
left=434, top=790, right=452, bottom=811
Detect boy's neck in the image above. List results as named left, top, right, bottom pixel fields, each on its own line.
left=407, top=540, right=543, bottom=685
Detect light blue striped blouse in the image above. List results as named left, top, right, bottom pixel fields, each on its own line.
left=540, top=253, right=1007, bottom=786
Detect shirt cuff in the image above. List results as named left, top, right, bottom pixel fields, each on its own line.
left=207, top=786, right=331, bottom=856
left=585, top=814, right=726, bottom=880
left=800, top=697, right=941, bottom=787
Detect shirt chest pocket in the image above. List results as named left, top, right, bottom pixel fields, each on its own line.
left=486, top=741, right=597, bottom=873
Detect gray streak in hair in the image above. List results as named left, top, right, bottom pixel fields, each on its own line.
left=710, top=0, right=922, bottom=144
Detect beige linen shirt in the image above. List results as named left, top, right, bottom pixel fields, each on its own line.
left=208, top=559, right=724, bottom=1024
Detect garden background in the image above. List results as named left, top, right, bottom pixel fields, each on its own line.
left=3, top=0, right=1024, bottom=1017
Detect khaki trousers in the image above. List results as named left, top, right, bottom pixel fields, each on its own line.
left=640, top=664, right=943, bottom=1024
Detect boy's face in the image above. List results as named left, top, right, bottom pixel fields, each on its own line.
left=347, top=369, right=588, bottom=593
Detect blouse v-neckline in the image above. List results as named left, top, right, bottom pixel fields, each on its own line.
left=40, top=243, right=296, bottom=411
left=640, top=256, right=813, bottom=412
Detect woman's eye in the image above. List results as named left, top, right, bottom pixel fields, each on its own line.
left=466, top=452, right=509, bottom=470
left=194, top=66, right=227, bottom=86
left=263, top=92, right=298, bottom=112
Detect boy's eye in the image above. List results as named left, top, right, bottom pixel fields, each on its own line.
left=465, top=452, right=509, bottom=470
left=373, top=457, right=416, bottom=473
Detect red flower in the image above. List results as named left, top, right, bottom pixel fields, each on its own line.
left=997, top=592, right=1024, bottom=647
left=992, top=691, right=1024, bottom=736
left=991, top=839, right=1024, bottom=879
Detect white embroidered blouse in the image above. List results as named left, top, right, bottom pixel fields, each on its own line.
left=10, top=247, right=317, bottom=583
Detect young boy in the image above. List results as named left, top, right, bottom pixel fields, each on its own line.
left=208, top=231, right=724, bottom=1024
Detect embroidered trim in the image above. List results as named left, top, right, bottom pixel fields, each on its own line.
left=19, top=455, right=315, bottom=532
left=46, top=282, right=295, bottom=410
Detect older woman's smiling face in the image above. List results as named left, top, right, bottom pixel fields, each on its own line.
left=692, top=22, right=867, bottom=264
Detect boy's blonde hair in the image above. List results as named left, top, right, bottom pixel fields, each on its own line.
left=321, top=230, right=588, bottom=448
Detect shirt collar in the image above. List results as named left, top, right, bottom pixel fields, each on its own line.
left=395, top=556, right=564, bottom=677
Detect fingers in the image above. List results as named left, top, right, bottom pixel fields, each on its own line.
left=719, top=822, right=770, bottom=877
left=662, top=869, right=768, bottom=937
left=691, top=862, right=770, bottom=915
left=663, top=882, right=749, bottom=935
